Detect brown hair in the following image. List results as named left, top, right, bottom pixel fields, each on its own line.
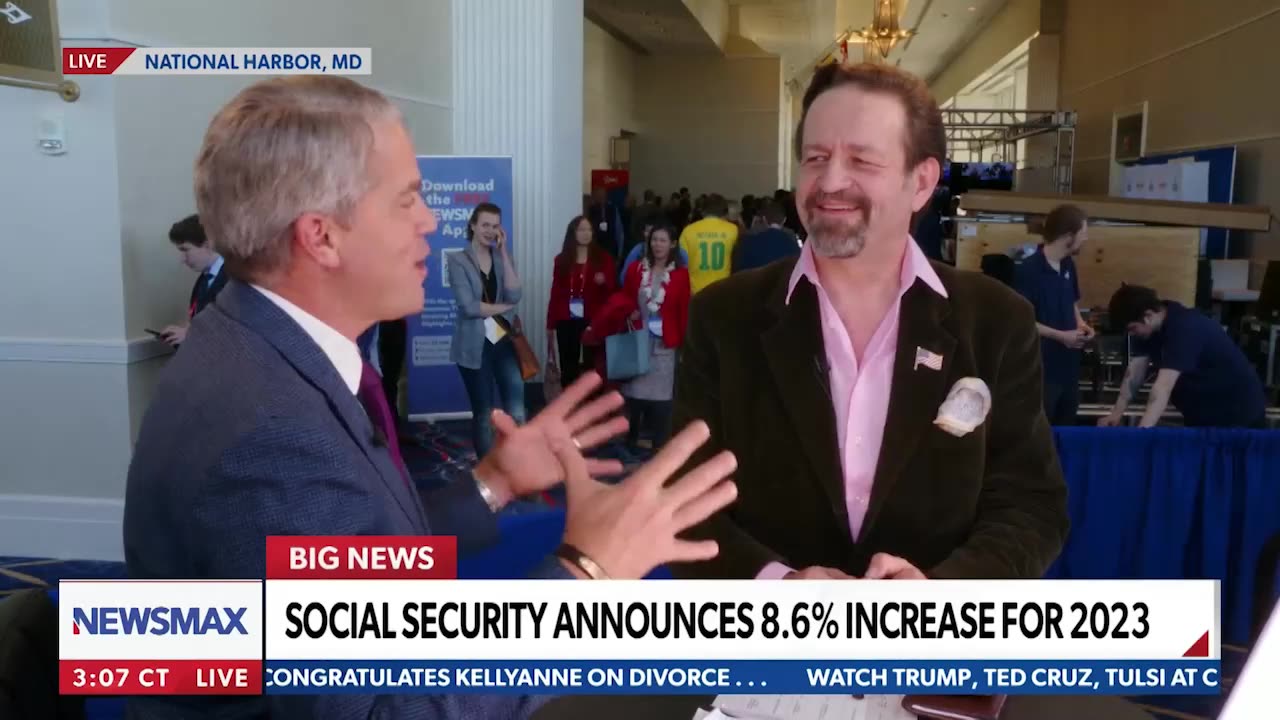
left=168, top=214, right=206, bottom=247
left=760, top=199, right=786, bottom=225
left=703, top=194, right=729, bottom=218
left=467, top=202, right=502, bottom=241
left=554, top=215, right=602, bottom=275
left=1040, top=204, right=1088, bottom=243
left=1108, top=284, right=1163, bottom=331
left=646, top=223, right=684, bottom=268
left=795, top=62, right=945, bottom=171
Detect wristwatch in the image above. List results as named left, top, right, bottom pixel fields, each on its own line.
left=473, top=470, right=503, bottom=513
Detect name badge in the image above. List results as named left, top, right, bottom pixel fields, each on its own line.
left=484, top=317, right=507, bottom=345
left=648, top=317, right=664, bottom=338
left=569, top=298, right=585, bottom=319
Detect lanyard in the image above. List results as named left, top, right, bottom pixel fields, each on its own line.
left=570, top=263, right=587, bottom=298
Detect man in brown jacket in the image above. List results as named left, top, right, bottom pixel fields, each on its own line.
left=672, top=62, right=1068, bottom=581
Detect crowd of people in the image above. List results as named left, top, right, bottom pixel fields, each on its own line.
left=539, top=188, right=806, bottom=452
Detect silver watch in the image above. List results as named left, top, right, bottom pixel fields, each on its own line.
left=473, top=470, right=502, bottom=513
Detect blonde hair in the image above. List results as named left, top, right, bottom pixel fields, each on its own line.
left=194, top=76, right=400, bottom=278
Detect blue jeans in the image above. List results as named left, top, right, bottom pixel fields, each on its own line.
left=457, top=338, right=526, bottom=457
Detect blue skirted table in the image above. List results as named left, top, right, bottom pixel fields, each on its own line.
left=1046, top=427, right=1280, bottom=643
left=463, top=427, right=1280, bottom=644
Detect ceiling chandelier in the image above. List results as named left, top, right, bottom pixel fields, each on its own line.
left=853, top=0, right=915, bottom=58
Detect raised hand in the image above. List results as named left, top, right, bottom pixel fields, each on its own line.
left=474, top=372, right=627, bottom=502
left=558, top=421, right=738, bottom=579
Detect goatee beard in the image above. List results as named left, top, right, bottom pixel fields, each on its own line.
left=809, top=224, right=866, bottom=259
left=804, top=189, right=871, bottom=259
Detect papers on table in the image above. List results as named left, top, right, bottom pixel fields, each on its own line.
left=698, top=694, right=917, bottom=720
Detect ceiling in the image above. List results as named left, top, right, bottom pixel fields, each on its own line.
left=585, top=0, right=726, bottom=55
left=730, top=0, right=839, bottom=79
left=893, top=0, right=1011, bottom=81
left=585, top=0, right=1014, bottom=86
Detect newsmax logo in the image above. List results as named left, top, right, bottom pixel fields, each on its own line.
left=72, top=606, right=249, bottom=636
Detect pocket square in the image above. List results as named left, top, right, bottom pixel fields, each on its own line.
left=934, top=377, right=992, bottom=437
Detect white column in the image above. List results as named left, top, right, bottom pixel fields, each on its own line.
left=452, top=0, right=584, bottom=371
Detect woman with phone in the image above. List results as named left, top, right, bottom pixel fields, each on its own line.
left=447, top=202, right=525, bottom=457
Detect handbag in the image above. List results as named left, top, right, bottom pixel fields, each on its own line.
left=508, top=317, right=540, bottom=381
left=543, top=362, right=563, bottom=403
left=605, top=328, right=651, bottom=380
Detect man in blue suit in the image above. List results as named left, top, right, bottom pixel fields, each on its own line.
left=124, top=76, right=738, bottom=719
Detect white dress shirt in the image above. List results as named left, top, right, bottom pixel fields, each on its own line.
left=251, top=284, right=362, bottom=395
left=206, top=255, right=226, bottom=284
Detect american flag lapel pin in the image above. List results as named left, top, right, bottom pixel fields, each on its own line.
left=914, top=346, right=943, bottom=372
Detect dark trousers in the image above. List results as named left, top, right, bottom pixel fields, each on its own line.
left=555, top=318, right=595, bottom=388
left=377, top=319, right=407, bottom=421
left=457, top=338, right=527, bottom=457
left=1044, top=381, right=1080, bottom=426
left=625, top=397, right=673, bottom=447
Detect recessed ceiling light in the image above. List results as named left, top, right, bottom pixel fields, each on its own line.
left=968, top=6, right=976, bottom=10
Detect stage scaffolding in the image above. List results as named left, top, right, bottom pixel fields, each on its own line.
left=942, top=109, right=1077, bottom=194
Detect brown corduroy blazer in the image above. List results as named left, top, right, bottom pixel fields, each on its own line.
left=670, top=255, right=1069, bottom=580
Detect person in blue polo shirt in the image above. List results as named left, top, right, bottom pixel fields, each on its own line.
left=731, top=199, right=801, bottom=273
left=1101, top=283, right=1267, bottom=428
left=1014, top=204, right=1095, bottom=425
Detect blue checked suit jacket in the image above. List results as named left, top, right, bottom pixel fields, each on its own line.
left=123, top=279, right=566, bottom=720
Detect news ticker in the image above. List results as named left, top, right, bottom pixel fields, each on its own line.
left=62, top=48, right=372, bottom=75
left=59, top=537, right=1221, bottom=697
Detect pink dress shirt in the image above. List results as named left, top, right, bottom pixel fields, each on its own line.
left=758, top=239, right=948, bottom=579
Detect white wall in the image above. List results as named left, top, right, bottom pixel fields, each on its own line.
left=0, top=0, right=133, bottom=524
left=453, top=0, right=584, bottom=377
left=631, top=50, right=782, bottom=199
left=583, top=19, right=639, bottom=192
left=0, top=0, right=454, bottom=561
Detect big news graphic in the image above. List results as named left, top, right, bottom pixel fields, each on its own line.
left=59, top=538, right=1223, bottom=697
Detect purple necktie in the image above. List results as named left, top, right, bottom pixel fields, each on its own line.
left=356, top=361, right=409, bottom=485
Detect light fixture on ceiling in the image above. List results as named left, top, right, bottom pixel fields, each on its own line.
left=853, top=0, right=916, bottom=58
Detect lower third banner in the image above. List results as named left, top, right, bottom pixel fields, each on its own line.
left=261, top=659, right=1221, bottom=696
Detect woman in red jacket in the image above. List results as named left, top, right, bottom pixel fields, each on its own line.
left=585, top=222, right=690, bottom=449
left=546, top=215, right=616, bottom=386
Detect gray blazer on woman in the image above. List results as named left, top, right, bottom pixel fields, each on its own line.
left=448, top=246, right=522, bottom=369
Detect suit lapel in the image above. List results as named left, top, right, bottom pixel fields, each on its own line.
left=760, top=278, right=849, bottom=530
left=863, top=279, right=956, bottom=535
left=216, top=281, right=426, bottom=531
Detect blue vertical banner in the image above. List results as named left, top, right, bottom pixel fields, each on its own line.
left=407, top=156, right=514, bottom=419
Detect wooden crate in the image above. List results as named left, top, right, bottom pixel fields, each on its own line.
left=956, top=221, right=1200, bottom=310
